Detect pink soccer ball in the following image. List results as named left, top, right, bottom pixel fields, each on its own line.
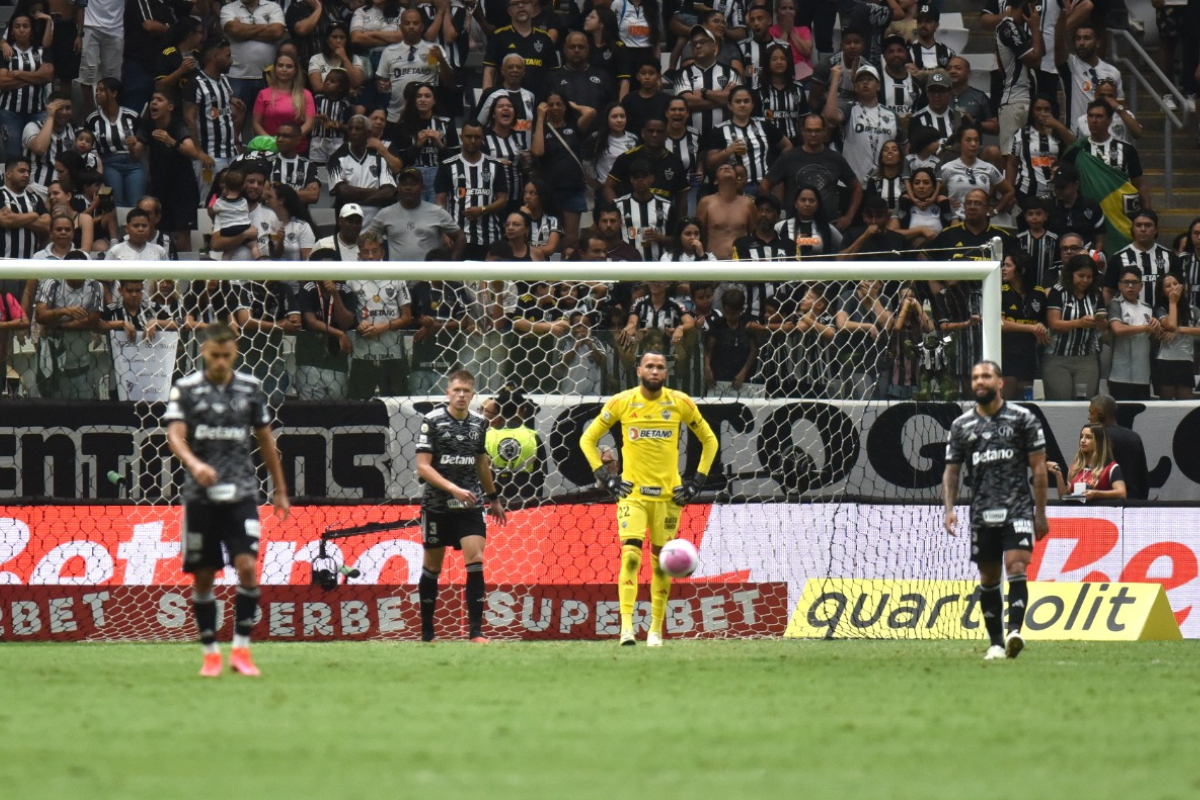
left=659, top=539, right=699, bottom=578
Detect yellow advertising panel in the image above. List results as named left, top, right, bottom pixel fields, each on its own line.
left=785, top=580, right=1181, bottom=641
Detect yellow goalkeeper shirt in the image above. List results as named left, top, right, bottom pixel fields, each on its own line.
left=580, top=387, right=718, bottom=501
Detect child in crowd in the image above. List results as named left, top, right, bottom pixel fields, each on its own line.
left=311, top=68, right=355, bottom=166
left=209, top=170, right=260, bottom=261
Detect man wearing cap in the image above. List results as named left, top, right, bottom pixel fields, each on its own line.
left=909, top=6, right=956, bottom=77
left=732, top=193, right=797, bottom=262
left=878, top=34, right=920, bottom=123
left=367, top=167, right=465, bottom=261
left=911, top=70, right=961, bottom=140
left=1048, top=164, right=1106, bottom=252
left=327, top=115, right=399, bottom=228
left=1055, top=18, right=1123, bottom=129
left=822, top=61, right=906, bottom=185
left=314, top=204, right=366, bottom=261
left=994, top=0, right=1044, bottom=157
left=614, top=159, right=673, bottom=261
left=605, top=118, right=689, bottom=217
left=677, top=24, right=742, bottom=133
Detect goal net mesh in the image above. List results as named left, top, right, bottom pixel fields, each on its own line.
left=0, top=265, right=999, bottom=641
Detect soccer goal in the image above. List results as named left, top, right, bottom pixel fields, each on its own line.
left=0, top=245, right=1004, bottom=642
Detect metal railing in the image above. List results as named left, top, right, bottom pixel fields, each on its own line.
left=1109, top=29, right=1191, bottom=203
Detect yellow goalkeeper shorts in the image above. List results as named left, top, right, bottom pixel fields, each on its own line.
left=616, top=498, right=680, bottom=547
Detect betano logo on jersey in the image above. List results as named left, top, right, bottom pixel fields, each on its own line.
left=193, top=424, right=250, bottom=441
left=439, top=454, right=475, bottom=466
left=972, top=448, right=1014, bottom=465
left=628, top=427, right=673, bottom=441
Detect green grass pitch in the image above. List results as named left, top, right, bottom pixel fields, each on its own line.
left=3, top=640, right=1199, bottom=800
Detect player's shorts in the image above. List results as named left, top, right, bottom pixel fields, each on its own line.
left=970, top=516, right=1035, bottom=564
left=616, top=498, right=681, bottom=548
left=181, top=498, right=261, bottom=574
left=421, top=508, right=487, bottom=551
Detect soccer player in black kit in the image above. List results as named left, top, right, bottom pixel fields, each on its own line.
left=943, top=361, right=1049, bottom=660
left=416, top=370, right=507, bottom=642
left=165, top=323, right=290, bottom=677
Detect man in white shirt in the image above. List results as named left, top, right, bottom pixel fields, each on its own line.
left=220, top=0, right=287, bottom=117
left=821, top=63, right=906, bottom=185
left=313, top=204, right=365, bottom=261
left=209, top=161, right=280, bottom=260
left=79, top=0, right=125, bottom=115
left=108, top=209, right=170, bottom=260
left=327, top=116, right=398, bottom=227
left=1055, top=17, right=1122, bottom=127
left=376, top=8, right=451, bottom=123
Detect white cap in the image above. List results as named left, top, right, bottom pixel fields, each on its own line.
left=339, top=203, right=365, bottom=219
left=854, top=64, right=880, bottom=82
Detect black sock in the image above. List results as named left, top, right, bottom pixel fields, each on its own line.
left=979, top=582, right=1004, bottom=647
left=419, top=567, right=440, bottom=641
left=235, top=586, right=260, bottom=639
left=193, top=590, right=217, bottom=646
left=466, top=562, right=485, bottom=637
left=1007, top=574, right=1028, bottom=633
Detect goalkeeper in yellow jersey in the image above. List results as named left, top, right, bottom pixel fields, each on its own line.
left=580, top=350, right=718, bottom=647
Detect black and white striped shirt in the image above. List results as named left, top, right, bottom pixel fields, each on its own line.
left=1015, top=229, right=1059, bottom=290
left=739, top=35, right=791, bottom=90
left=866, top=170, right=905, bottom=213
left=189, top=71, right=238, bottom=160
left=757, top=82, right=807, bottom=141
left=271, top=154, right=320, bottom=194
left=630, top=296, right=689, bottom=332
left=702, top=118, right=781, bottom=184
left=0, top=46, right=47, bottom=115
left=1009, top=125, right=1064, bottom=198
left=482, top=128, right=526, bottom=205
left=313, top=94, right=351, bottom=140
left=86, top=107, right=141, bottom=158
left=1045, top=285, right=1101, bottom=357
left=434, top=154, right=508, bottom=247
left=878, top=70, right=921, bottom=119
left=402, top=116, right=459, bottom=168
left=665, top=127, right=702, bottom=180
left=529, top=213, right=562, bottom=250
left=23, top=122, right=76, bottom=190
left=673, top=62, right=741, bottom=132
left=0, top=186, right=48, bottom=259
left=1109, top=244, right=1178, bottom=310
left=416, top=0, right=469, bottom=70
left=910, top=107, right=958, bottom=142
left=909, top=41, right=955, bottom=71
left=775, top=218, right=842, bottom=257
left=615, top=192, right=672, bottom=262
left=1079, top=136, right=1142, bottom=179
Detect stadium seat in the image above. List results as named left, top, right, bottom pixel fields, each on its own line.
left=938, top=13, right=969, bottom=54
left=196, top=214, right=213, bottom=236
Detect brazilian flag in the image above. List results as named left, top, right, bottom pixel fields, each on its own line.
left=1065, top=143, right=1140, bottom=258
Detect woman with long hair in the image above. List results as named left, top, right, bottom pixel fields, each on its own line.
left=154, top=16, right=206, bottom=96
left=999, top=250, right=1049, bottom=400
left=502, top=211, right=542, bottom=261
left=587, top=102, right=639, bottom=188
left=253, top=52, right=317, bottom=153
left=704, top=85, right=789, bottom=194
left=1178, top=216, right=1200, bottom=288
left=879, top=282, right=935, bottom=399
left=609, top=0, right=661, bottom=97
left=940, top=124, right=1015, bottom=220
left=1153, top=271, right=1200, bottom=399
left=482, top=95, right=527, bottom=213
left=264, top=183, right=316, bottom=261
left=308, top=24, right=366, bottom=93
left=584, top=7, right=624, bottom=83
left=86, top=78, right=146, bottom=208
left=520, top=177, right=562, bottom=260
left=758, top=43, right=808, bottom=141
left=396, top=82, right=459, bottom=203
left=664, top=96, right=702, bottom=215
left=661, top=217, right=717, bottom=261
left=531, top=91, right=596, bottom=253
left=1048, top=424, right=1127, bottom=501
left=891, top=167, right=948, bottom=246
left=770, top=0, right=814, bottom=80
left=136, top=89, right=202, bottom=253
left=45, top=180, right=96, bottom=253
left=1044, top=254, right=1107, bottom=400
left=776, top=185, right=840, bottom=257
left=866, top=139, right=905, bottom=214
left=0, top=13, right=53, bottom=160
left=1006, top=93, right=1075, bottom=207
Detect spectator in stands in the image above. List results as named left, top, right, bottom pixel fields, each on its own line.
left=152, top=15, right=205, bottom=98
left=313, top=203, right=365, bottom=261
left=864, top=139, right=904, bottom=214
left=676, top=24, right=741, bottom=133
left=1072, top=77, right=1141, bottom=143
left=839, top=193, right=906, bottom=261
left=771, top=0, right=814, bottom=81
left=1152, top=272, right=1199, bottom=400
left=531, top=93, right=594, bottom=254
left=1055, top=18, right=1121, bottom=127
left=0, top=13, right=54, bottom=160
left=269, top=122, right=322, bottom=206
left=328, top=115, right=398, bottom=227
left=367, top=167, right=465, bottom=261
left=1047, top=424, right=1127, bottom=501
left=705, top=287, right=761, bottom=398
left=0, top=156, right=50, bottom=260
left=22, top=93, right=74, bottom=201
left=1048, top=164, right=1105, bottom=251
left=409, top=258, right=471, bottom=395
left=757, top=43, right=807, bottom=143
left=295, top=277, right=357, bottom=400
left=186, top=38, right=241, bottom=205
left=376, top=9, right=450, bottom=124
left=733, top=192, right=796, bottom=261
left=122, top=0, right=191, bottom=114
left=1106, top=264, right=1158, bottom=401
left=1107, top=209, right=1178, bottom=308
left=878, top=281, right=935, bottom=400
left=263, top=183, right=316, bottom=261
left=1000, top=249, right=1048, bottom=399
left=101, top=278, right=174, bottom=345
left=108, top=208, right=170, bottom=260
left=1087, top=393, right=1149, bottom=500
left=994, top=0, right=1043, bottom=161
left=221, top=0, right=287, bottom=116
left=822, top=63, right=905, bottom=187
left=307, top=23, right=367, bottom=94
left=0, top=277, right=27, bottom=394
left=136, top=196, right=178, bottom=260
left=394, top=83, right=459, bottom=204
left=910, top=71, right=958, bottom=144
left=1044, top=254, right=1106, bottom=400
left=761, top=113, right=860, bottom=230
left=211, top=160, right=278, bottom=260
left=253, top=51, right=317, bottom=155
left=1062, top=100, right=1149, bottom=211
left=476, top=53, right=538, bottom=131
left=621, top=59, right=671, bottom=139
left=33, top=209, right=78, bottom=260
left=1006, top=94, right=1074, bottom=209
left=346, top=246, right=413, bottom=399
left=1015, top=197, right=1058, bottom=289
left=87, top=78, right=145, bottom=209
left=34, top=276, right=104, bottom=399
left=549, top=31, right=617, bottom=118
left=624, top=279, right=694, bottom=371
left=946, top=55, right=997, bottom=137
left=233, top=277, right=299, bottom=406
left=777, top=184, right=840, bottom=257
left=940, top=125, right=1014, bottom=221
left=436, top=119, right=510, bottom=260
left=833, top=278, right=890, bottom=399
left=482, top=0, right=559, bottom=93
left=908, top=6, right=954, bottom=77
left=892, top=167, right=948, bottom=247
left=136, top=89, right=201, bottom=253
left=520, top=176, right=563, bottom=260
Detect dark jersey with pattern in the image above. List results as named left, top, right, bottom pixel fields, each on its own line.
left=416, top=406, right=489, bottom=513
left=945, top=402, right=1045, bottom=528
left=163, top=370, right=271, bottom=504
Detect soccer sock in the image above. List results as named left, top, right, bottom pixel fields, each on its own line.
left=1007, top=574, right=1028, bottom=633
left=193, top=590, right=218, bottom=652
left=618, top=544, right=642, bottom=632
left=233, top=585, right=260, bottom=648
left=419, top=567, right=440, bottom=641
left=649, top=552, right=671, bottom=635
left=979, top=582, right=1004, bottom=647
left=465, top=562, right=485, bottom=636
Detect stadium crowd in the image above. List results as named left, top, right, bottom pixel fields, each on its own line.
left=1, top=0, right=1200, bottom=404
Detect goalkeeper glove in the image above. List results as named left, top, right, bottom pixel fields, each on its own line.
left=594, top=466, right=632, bottom=500
left=672, top=472, right=707, bottom=506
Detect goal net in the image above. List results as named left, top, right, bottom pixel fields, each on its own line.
left=0, top=254, right=1003, bottom=642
